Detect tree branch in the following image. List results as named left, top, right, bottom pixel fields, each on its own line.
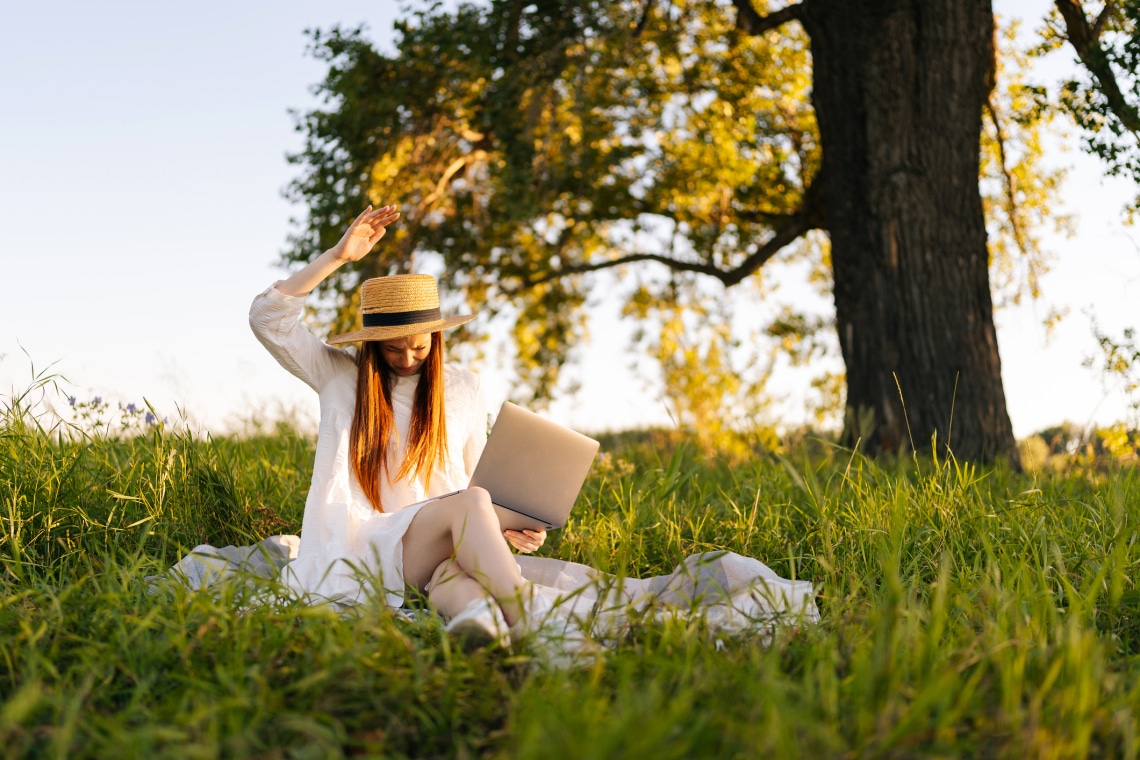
left=731, top=0, right=804, bottom=36
left=1091, top=0, right=1117, bottom=41
left=523, top=251, right=731, bottom=286
left=1055, top=0, right=1140, bottom=135
left=734, top=208, right=812, bottom=226
left=504, top=0, right=526, bottom=61
left=634, top=0, right=656, bottom=38
left=720, top=183, right=824, bottom=285
left=419, top=154, right=479, bottom=210
left=518, top=180, right=825, bottom=289
left=984, top=96, right=1029, bottom=256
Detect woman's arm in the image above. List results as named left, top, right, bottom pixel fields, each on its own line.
left=275, top=205, right=400, bottom=296
left=251, top=204, right=401, bottom=391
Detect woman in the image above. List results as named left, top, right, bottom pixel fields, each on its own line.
left=250, top=205, right=545, bottom=647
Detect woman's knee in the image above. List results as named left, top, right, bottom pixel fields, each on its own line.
left=457, top=487, right=495, bottom=520
left=465, top=486, right=492, bottom=506
left=447, top=488, right=495, bottom=537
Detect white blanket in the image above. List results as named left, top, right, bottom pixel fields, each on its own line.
left=150, top=536, right=820, bottom=639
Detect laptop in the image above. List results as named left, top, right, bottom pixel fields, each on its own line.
left=468, top=401, right=600, bottom=532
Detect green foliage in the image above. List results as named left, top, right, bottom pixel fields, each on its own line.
left=287, top=3, right=1071, bottom=435
left=0, top=388, right=311, bottom=582
left=1079, top=319, right=1140, bottom=461
left=1039, top=0, right=1140, bottom=212
left=1020, top=417, right=1140, bottom=471
left=3, top=377, right=1140, bottom=756
left=1086, top=321, right=1140, bottom=424
left=286, top=0, right=820, bottom=404
left=983, top=18, right=1074, bottom=313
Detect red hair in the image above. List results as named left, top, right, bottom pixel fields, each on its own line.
left=350, top=332, right=448, bottom=512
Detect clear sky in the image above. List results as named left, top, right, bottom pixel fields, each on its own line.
left=1, top=0, right=1137, bottom=440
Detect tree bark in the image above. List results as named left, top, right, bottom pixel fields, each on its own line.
left=800, top=0, right=1020, bottom=464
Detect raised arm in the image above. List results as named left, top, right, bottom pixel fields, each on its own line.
left=251, top=204, right=402, bottom=392
left=275, top=205, right=401, bottom=296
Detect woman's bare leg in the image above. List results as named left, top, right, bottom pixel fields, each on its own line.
left=402, top=487, right=530, bottom=625
left=426, top=558, right=493, bottom=617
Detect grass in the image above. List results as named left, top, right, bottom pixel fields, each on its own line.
left=2, top=386, right=1139, bottom=758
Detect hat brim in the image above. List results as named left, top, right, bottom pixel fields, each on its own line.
left=327, top=314, right=476, bottom=345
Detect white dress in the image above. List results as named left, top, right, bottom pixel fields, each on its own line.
left=249, top=285, right=488, bottom=607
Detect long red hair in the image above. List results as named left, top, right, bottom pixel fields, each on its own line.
left=350, top=332, right=448, bottom=512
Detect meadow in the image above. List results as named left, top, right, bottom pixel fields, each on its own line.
left=1, top=383, right=1139, bottom=759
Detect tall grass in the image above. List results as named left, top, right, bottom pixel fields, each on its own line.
left=1, top=386, right=1138, bottom=758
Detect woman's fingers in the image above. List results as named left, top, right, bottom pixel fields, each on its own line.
left=504, top=530, right=541, bottom=553
left=351, top=204, right=395, bottom=230
left=328, top=205, right=397, bottom=263
left=365, top=204, right=396, bottom=222
left=361, top=207, right=400, bottom=240
left=369, top=211, right=400, bottom=233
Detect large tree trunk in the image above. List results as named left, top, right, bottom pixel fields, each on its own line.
left=801, top=0, right=1019, bottom=464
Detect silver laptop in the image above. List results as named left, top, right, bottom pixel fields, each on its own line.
left=469, top=401, right=600, bottom=531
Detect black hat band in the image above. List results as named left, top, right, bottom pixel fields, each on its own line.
left=362, top=307, right=443, bottom=328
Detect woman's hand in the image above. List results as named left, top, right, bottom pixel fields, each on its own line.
left=504, top=529, right=546, bottom=554
left=329, top=205, right=401, bottom=264
left=274, top=204, right=401, bottom=297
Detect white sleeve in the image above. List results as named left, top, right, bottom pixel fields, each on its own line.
left=462, top=373, right=489, bottom=478
left=248, top=285, right=355, bottom=393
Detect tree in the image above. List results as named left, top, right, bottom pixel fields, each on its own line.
left=286, top=0, right=1070, bottom=464
left=782, top=0, right=1014, bottom=461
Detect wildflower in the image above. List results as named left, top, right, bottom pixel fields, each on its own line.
left=68, top=396, right=76, bottom=407
left=126, top=403, right=137, bottom=414
left=93, top=396, right=102, bottom=405
left=145, top=412, right=156, bottom=425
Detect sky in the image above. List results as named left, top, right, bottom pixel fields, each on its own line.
left=1, top=0, right=1137, bottom=440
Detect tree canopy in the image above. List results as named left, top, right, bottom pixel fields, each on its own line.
left=285, top=0, right=1132, bottom=457
left=289, top=2, right=821, bottom=405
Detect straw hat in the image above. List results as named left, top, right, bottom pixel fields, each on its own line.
left=327, top=274, right=475, bottom=344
